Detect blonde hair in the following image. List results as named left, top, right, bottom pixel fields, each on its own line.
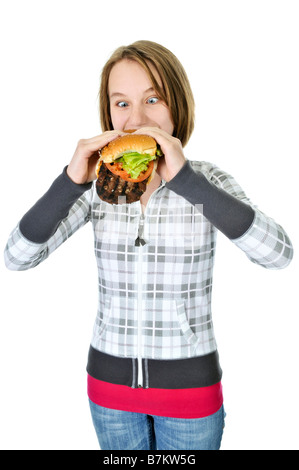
left=99, top=40, right=195, bottom=148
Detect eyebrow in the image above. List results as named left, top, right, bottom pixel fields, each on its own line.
left=109, top=87, right=155, bottom=99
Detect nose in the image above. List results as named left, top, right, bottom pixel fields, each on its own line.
left=126, top=104, right=149, bottom=129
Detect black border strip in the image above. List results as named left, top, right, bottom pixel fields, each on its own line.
left=87, top=346, right=222, bottom=389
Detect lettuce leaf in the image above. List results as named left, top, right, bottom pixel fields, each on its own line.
left=117, top=152, right=156, bottom=179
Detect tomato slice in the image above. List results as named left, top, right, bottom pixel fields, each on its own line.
left=105, top=160, right=154, bottom=183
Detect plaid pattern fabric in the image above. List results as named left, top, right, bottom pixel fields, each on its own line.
left=4, top=192, right=92, bottom=270
left=4, top=161, right=293, bottom=361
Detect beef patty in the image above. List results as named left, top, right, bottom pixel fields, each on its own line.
left=96, top=163, right=148, bottom=204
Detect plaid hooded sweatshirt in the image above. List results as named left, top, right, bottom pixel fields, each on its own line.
left=4, top=160, right=293, bottom=415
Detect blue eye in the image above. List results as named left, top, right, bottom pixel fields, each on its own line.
left=117, top=101, right=128, bottom=108
left=147, top=97, right=159, bottom=104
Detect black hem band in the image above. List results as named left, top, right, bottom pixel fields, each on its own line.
left=87, top=346, right=222, bottom=389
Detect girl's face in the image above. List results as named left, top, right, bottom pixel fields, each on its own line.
left=108, top=59, right=174, bottom=135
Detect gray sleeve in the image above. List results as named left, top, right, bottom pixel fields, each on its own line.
left=166, top=160, right=255, bottom=239
left=19, top=166, right=92, bottom=243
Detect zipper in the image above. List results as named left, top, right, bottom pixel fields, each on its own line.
left=135, top=184, right=163, bottom=388
left=135, top=214, right=146, bottom=247
left=136, top=213, right=146, bottom=387
left=137, top=242, right=144, bottom=387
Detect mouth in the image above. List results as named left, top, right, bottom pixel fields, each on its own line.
left=123, top=125, right=161, bottom=133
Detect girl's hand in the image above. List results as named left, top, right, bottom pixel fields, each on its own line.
left=133, top=127, right=186, bottom=182
left=67, top=130, right=125, bottom=184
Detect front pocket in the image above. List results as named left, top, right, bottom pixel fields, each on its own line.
left=175, top=300, right=200, bottom=348
left=95, top=296, right=112, bottom=338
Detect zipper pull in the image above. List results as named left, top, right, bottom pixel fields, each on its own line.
left=135, top=237, right=146, bottom=247
left=135, top=215, right=146, bottom=246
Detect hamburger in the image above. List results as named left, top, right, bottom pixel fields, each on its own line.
left=95, top=133, right=163, bottom=204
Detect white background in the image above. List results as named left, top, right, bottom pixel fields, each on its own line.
left=0, top=0, right=298, bottom=450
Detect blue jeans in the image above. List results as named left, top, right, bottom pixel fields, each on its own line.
left=89, top=400, right=225, bottom=450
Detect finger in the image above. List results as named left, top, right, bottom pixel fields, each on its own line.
left=133, top=127, right=166, bottom=137
left=80, top=131, right=125, bottom=154
left=88, top=130, right=125, bottom=143
left=133, top=127, right=173, bottom=149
